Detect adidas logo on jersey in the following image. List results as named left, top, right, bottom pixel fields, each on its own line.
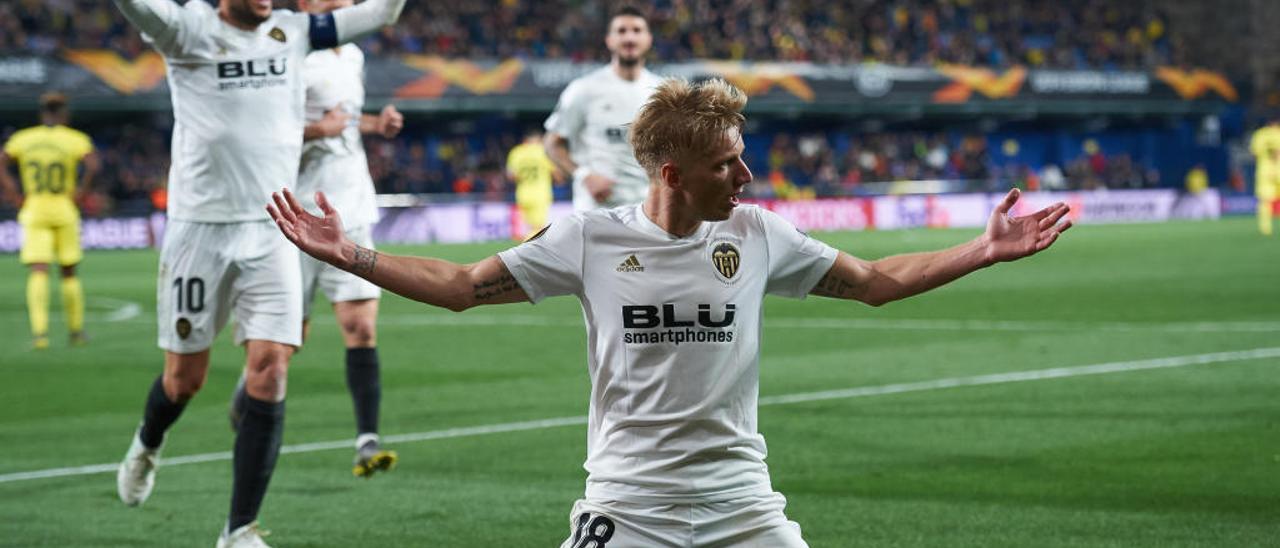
left=616, top=254, right=644, bottom=273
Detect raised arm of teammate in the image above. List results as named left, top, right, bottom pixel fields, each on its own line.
left=328, top=0, right=406, bottom=44
left=114, top=0, right=405, bottom=51
left=811, top=188, right=1072, bottom=306
left=268, top=188, right=527, bottom=311
left=111, top=0, right=186, bottom=47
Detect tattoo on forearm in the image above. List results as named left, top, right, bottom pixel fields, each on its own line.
left=351, top=246, right=378, bottom=275
left=814, top=273, right=855, bottom=297
left=473, top=273, right=520, bottom=301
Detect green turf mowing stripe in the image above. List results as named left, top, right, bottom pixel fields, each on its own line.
left=2, top=347, right=1275, bottom=485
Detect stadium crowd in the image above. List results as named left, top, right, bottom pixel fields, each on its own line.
left=0, top=119, right=1169, bottom=217
left=4, top=0, right=1182, bottom=71
left=0, top=0, right=1190, bottom=216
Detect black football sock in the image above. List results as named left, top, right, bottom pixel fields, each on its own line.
left=345, top=347, right=381, bottom=437
left=228, top=396, right=284, bottom=531
left=139, top=376, right=187, bottom=449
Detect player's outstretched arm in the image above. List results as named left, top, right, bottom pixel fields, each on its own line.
left=812, top=188, right=1072, bottom=306
left=268, top=189, right=528, bottom=311
left=111, top=0, right=184, bottom=41
left=326, top=0, right=407, bottom=46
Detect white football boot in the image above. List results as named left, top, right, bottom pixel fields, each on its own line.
left=116, top=429, right=160, bottom=506
left=216, top=522, right=271, bottom=548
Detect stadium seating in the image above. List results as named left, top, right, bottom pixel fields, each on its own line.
left=5, top=0, right=1178, bottom=70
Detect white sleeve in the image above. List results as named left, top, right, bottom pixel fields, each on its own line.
left=544, top=80, right=586, bottom=139
left=330, top=0, right=406, bottom=45
left=112, top=0, right=195, bottom=56
left=496, top=216, right=586, bottom=303
left=758, top=208, right=839, bottom=298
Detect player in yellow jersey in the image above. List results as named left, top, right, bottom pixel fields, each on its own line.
left=507, top=129, right=558, bottom=239
left=1249, top=116, right=1280, bottom=235
left=0, top=92, right=99, bottom=349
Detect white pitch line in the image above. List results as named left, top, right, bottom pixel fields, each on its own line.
left=765, top=317, right=1280, bottom=334
left=758, top=346, right=1280, bottom=405
left=1, top=347, right=1276, bottom=485
left=95, top=296, right=142, bottom=322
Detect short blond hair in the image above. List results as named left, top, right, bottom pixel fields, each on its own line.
left=629, top=78, right=747, bottom=176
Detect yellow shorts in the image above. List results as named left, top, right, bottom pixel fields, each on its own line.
left=21, top=220, right=82, bottom=266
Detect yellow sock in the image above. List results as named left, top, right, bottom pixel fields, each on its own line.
left=27, top=270, right=50, bottom=338
left=62, top=276, right=84, bottom=334
left=1259, top=202, right=1274, bottom=236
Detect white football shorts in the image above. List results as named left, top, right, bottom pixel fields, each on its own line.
left=157, top=220, right=303, bottom=353
left=299, top=223, right=381, bottom=318
left=560, top=492, right=807, bottom=548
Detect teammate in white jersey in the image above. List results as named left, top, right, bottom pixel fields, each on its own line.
left=109, top=0, right=405, bottom=546
left=267, top=79, right=1072, bottom=547
left=228, top=0, right=404, bottom=479
left=544, top=5, right=662, bottom=211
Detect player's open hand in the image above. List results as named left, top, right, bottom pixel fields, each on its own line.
left=982, top=188, right=1072, bottom=264
left=267, top=189, right=348, bottom=266
left=378, top=105, right=404, bottom=138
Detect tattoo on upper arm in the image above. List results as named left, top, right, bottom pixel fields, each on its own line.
left=473, top=273, right=521, bottom=301
left=813, top=272, right=855, bottom=298
left=351, top=246, right=378, bottom=275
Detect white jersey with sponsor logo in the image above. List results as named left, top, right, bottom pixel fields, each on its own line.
left=498, top=204, right=838, bottom=503
left=137, top=1, right=313, bottom=222
left=297, top=44, right=378, bottom=228
left=544, top=67, right=663, bottom=211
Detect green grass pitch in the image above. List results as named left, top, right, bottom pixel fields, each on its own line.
left=0, top=218, right=1277, bottom=547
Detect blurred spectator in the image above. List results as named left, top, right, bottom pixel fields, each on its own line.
left=1040, top=164, right=1067, bottom=190
left=1172, top=163, right=1215, bottom=219
left=1184, top=163, right=1208, bottom=194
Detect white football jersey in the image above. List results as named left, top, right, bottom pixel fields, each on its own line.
left=498, top=204, right=839, bottom=503
left=544, top=67, right=663, bottom=211
left=297, top=44, right=378, bottom=228
left=135, top=1, right=313, bottom=222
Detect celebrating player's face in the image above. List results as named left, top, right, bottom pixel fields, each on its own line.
left=223, top=0, right=273, bottom=26
left=606, top=15, right=652, bottom=67
left=682, top=127, right=752, bottom=221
